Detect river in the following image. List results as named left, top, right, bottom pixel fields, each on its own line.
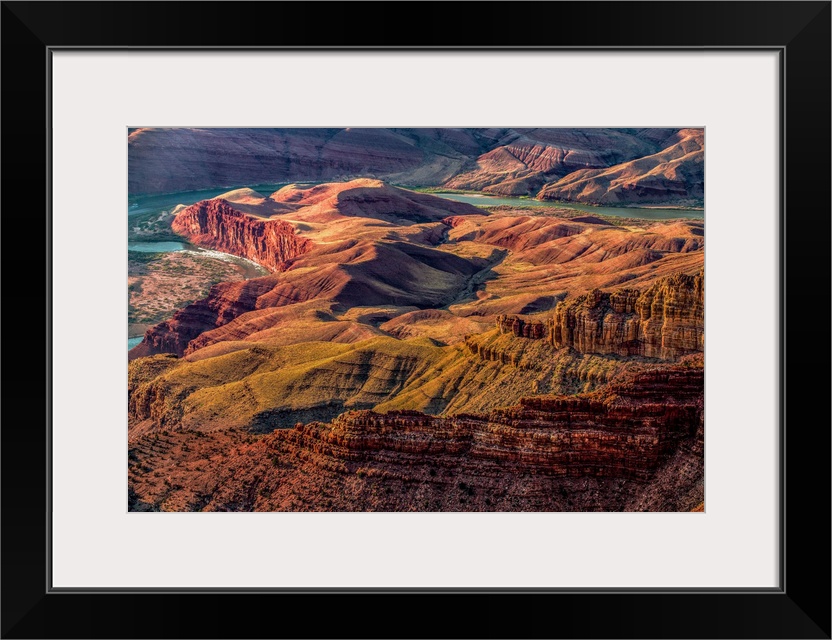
left=128, top=241, right=189, bottom=252
left=129, top=182, right=703, bottom=221
left=128, top=243, right=268, bottom=350
left=128, top=187, right=289, bottom=351
left=431, top=192, right=704, bottom=220
left=128, top=183, right=289, bottom=217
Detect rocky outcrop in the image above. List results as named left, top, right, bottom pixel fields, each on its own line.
left=488, top=270, right=703, bottom=362
left=496, top=314, right=546, bottom=339
left=549, top=270, right=704, bottom=360
left=279, top=364, right=701, bottom=481
left=171, top=199, right=312, bottom=272
left=128, top=362, right=704, bottom=511
left=465, top=336, right=522, bottom=368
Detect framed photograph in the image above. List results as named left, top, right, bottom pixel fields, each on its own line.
left=3, top=1, right=829, bottom=638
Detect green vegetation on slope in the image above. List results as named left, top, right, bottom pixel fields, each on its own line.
left=129, top=327, right=663, bottom=435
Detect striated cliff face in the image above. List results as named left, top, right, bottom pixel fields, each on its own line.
left=496, top=314, right=546, bottom=339
left=128, top=362, right=704, bottom=511
left=548, top=270, right=703, bottom=360
left=277, top=365, right=701, bottom=481
left=171, top=199, right=312, bottom=272
left=487, top=270, right=703, bottom=362
left=465, top=335, right=523, bottom=368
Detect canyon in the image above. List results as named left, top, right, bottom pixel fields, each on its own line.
left=127, top=163, right=705, bottom=512
left=131, top=180, right=703, bottom=361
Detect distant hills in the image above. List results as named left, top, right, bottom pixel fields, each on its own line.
left=129, top=127, right=703, bottom=207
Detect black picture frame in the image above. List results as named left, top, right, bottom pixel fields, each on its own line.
left=2, top=1, right=829, bottom=638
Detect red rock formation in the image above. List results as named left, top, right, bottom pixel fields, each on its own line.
left=496, top=314, right=546, bottom=339
left=171, top=199, right=312, bottom=272
left=290, top=364, right=701, bottom=481
left=128, top=362, right=704, bottom=511
left=130, top=182, right=487, bottom=360
left=548, top=270, right=704, bottom=360
left=464, top=337, right=521, bottom=368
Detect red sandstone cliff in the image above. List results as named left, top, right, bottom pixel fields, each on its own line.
left=487, top=270, right=703, bottom=361
left=548, top=270, right=704, bottom=360
left=278, top=364, right=702, bottom=481
left=128, top=361, right=704, bottom=511
left=538, top=129, right=704, bottom=205
left=496, top=314, right=547, bottom=339
left=171, top=199, right=312, bottom=272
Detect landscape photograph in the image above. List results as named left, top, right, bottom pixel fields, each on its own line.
left=127, top=127, right=704, bottom=512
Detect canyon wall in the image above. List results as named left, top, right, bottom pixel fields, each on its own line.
left=276, top=363, right=701, bottom=481
left=444, top=128, right=667, bottom=196
left=128, top=362, right=704, bottom=511
left=171, top=199, right=312, bottom=272
left=128, top=128, right=433, bottom=195
left=548, top=271, right=703, bottom=360
left=493, top=271, right=704, bottom=361
left=496, top=314, right=547, bottom=339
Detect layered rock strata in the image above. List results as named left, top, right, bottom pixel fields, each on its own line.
left=496, top=314, right=546, bottom=339
left=171, top=199, right=312, bottom=272
left=490, top=271, right=703, bottom=362
left=537, top=129, right=704, bottom=205
left=464, top=336, right=523, bottom=368
left=548, top=271, right=703, bottom=360
left=128, top=362, right=704, bottom=511
left=271, top=364, right=702, bottom=482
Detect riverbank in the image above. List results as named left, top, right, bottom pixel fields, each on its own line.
left=128, top=248, right=268, bottom=348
